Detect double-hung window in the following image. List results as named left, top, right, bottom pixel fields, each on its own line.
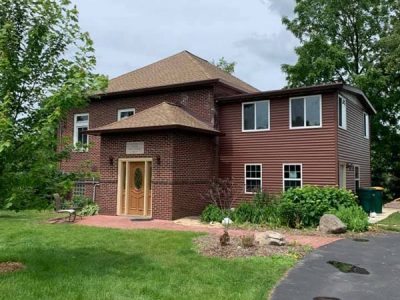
left=363, top=112, right=370, bottom=139
left=283, top=164, right=302, bottom=191
left=73, top=113, right=89, bottom=150
left=118, top=108, right=135, bottom=120
left=290, top=95, right=321, bottom=128
left=338, top=95, right=347, bottom=129
left=242, top=100, right=270, bottom=131
left=245, top=164, right=262, bottom=193
left=354, top=165, right=360, bottom=193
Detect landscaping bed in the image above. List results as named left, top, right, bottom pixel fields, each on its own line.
left=194, top=235, right=311, bottom=259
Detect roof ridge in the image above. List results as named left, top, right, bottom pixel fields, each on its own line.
left=183, top=51, right=212, bottom=79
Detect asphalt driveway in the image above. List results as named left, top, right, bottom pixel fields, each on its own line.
left=271, top=233, right=400, bottom=300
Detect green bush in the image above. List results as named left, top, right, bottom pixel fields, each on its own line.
left=329, top=206, right=369, bottom=232
left=201, top=204, right=224, bottom=222
left=79, top=203, right=100, bottom=216
left=279, top=186, right=359, bottom=228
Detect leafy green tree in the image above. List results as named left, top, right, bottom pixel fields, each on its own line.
left=212, top=57, right=236, bottom=74
left=282, top=0, right=400, bottom=199
left=0, top=0, right=107, bottom=210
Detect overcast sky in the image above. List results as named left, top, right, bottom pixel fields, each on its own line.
left=73, top=0, right=298, bottom=91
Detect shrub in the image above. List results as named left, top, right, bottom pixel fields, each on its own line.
left=241, top=235, right=255, bottom=248
left=201, top=204, right=224, bottom=222
left=79, top=203, right=100, bottom=216
left=279, top=186, right=359, bottom=228
left=201, top=178, right=235, bottom=209
left=329, top=206, right=369, bottom=232
left=252, top=190, right=278, bottom=207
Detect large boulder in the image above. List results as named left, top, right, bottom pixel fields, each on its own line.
left=255, top=231, right=286, bottom=246
left=319, top=214, right=347, bottom=234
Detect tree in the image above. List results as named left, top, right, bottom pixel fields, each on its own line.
left=0, top=0, right=107, bottom=210
left=212, top=57, right=236, bottom=74
left=282, top=0, right=400, bottom=198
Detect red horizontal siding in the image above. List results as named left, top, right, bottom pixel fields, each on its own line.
left=338, top=92, right=371, bottom=191
left=218, top=92, right=338, bottom=203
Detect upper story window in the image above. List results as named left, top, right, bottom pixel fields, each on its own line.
left=283, top=164, right=302, bottom=191
left=290, top=95, right=322, bottom=129
left=242, top=100, right=270, bottom=132
left=73, top=113, right=89, bottom=150
left=338, top=95, right=347, bottom=129
left=118, top=108, right=135, bottom=120
left=245, top=164, right=262, bottom=194
left=363, top=112, right=370, bottom=139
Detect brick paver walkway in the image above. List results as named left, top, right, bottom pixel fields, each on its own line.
left=76, top=215, right=341, bottom=249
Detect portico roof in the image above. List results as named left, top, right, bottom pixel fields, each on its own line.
left=87, top=102, right=221, bottom=136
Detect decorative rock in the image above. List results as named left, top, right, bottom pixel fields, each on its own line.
left=319, top=214, right=347, bottom=234
left=267, top=238, right=286, bottom=246
left=255, top=231, right=286, bottom=246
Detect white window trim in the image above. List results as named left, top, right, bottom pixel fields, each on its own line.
left=242, top=100, right=270, bottom=132
left=363, top=112, right=370, bottom=139
left=117, top=108, right=135, bottom=121
left=354, top=165, right=360, bottom=190
left=244, top=163, right=263, bottom=194
left=73, top=113, right=89, bottom=151
left=338, top=95, right=347, bottom=130
left=289, top=95, right=322, bottom=129
left=282, top=163, right=303, bottom=191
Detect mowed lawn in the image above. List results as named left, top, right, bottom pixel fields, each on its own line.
left=378, top=212, right=400, bottom=232
left=0, top=211, right=295, bottom=300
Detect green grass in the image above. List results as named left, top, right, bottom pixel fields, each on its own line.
left=377, top=212, right=400, bottom=232
left=0, top=210, right=295, bottom=300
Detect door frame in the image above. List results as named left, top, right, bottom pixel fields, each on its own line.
left=339, top=162, right=346, bottom=189
left=117, top=158, right=152, bottom=217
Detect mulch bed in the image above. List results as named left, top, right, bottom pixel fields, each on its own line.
left=0, top=262, right=25, bottom=273
left=194, top=235, right=312, bottom=259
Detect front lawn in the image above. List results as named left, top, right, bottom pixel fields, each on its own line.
left=0, top=211, right=295, bottom=300
left=377, top=212, right=400, bottom=232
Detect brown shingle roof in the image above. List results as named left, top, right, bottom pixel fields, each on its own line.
left=87, top=102, right=221, bottom=135
left=105, top=51, right=259, bottom=94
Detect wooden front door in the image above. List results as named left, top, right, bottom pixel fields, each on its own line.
left=128, top=162, right=145, bottom=215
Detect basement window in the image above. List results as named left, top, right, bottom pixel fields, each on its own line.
left=118, top=108, right=135, bottom=120
left=242, top=100, right=270, bottom=131
left=283, top=164, right=302, bottom=191
left=290, top=95, right=322, bottom=128
left=245, top=164, right=262, bottom=193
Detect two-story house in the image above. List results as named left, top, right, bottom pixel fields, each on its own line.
left=59, top=51, right=376, bottom=220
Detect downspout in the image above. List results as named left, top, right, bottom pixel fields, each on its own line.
left=92, top=177, right=100, bottom=203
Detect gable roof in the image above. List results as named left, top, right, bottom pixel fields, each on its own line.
left=104, top=51, right=259, bottom=94
left=87, top=102, right=221, bottom=136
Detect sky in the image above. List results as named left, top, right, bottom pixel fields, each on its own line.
left=73, top=0, right=298, bottom=91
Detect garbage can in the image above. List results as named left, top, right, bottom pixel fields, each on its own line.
left=358, top=187, right=384, bottom=214
left=371, top=187, right=384, bottom=214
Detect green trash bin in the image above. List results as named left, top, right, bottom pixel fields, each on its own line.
left=358, top=187, right=384, bottom=214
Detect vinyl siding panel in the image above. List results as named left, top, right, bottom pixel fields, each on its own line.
left=338, top=92, right=371, bottom=192
left=218, top=93, right=338, bottom=203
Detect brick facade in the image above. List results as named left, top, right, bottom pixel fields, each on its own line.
left=97, top=131, right=217, bottom=219
left=59, top=87, right=215, bottom=174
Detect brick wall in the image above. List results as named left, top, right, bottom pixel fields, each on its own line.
left=97, top=131, right=217, bottom=219
left=59, top=87, right=215, bottom=174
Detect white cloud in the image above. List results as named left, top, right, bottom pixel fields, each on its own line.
left=73, top=0, right=298, bottom=90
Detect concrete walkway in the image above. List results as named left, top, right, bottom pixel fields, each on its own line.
left=76, top=215, right=341, bottom=249
left=271, top=233, right=400, bottom=300
left=368, top=207, right=399, bottom=224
